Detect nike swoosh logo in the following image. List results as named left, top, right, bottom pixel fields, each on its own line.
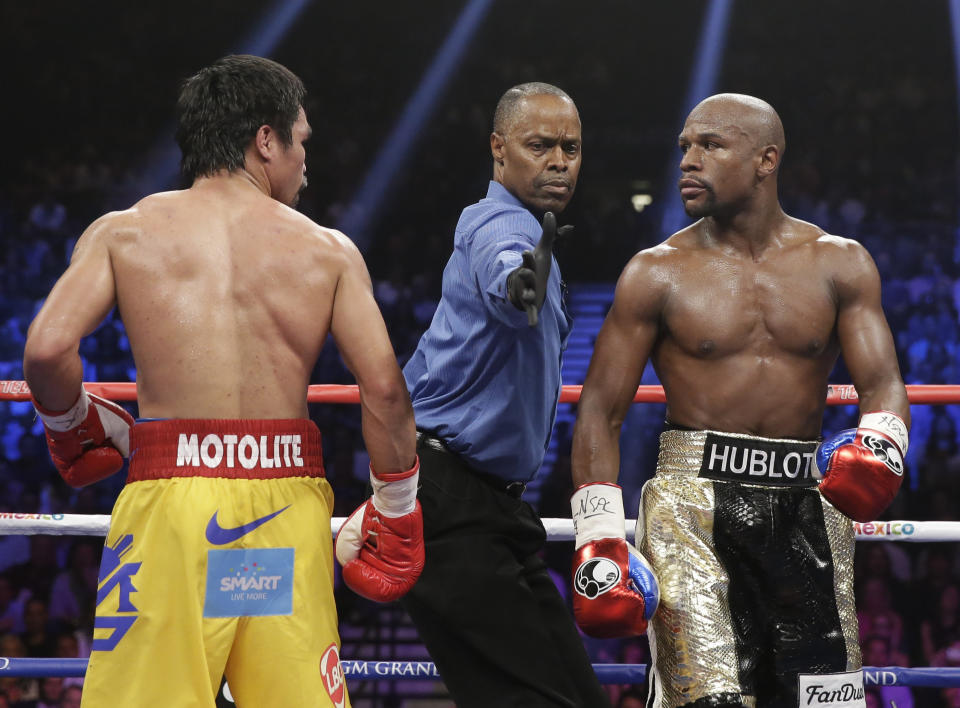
left=205, top=505, right=290, bottom=545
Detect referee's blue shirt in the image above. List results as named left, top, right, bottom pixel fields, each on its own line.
left=403, top=181, right=573, bottom=482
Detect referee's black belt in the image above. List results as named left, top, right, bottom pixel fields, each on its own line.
left=416, top=431, right=527, bottom=499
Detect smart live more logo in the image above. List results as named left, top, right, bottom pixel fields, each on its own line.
left=204, top=548, right=294, bottom=618
left=219, top=565, right=283, bottom=594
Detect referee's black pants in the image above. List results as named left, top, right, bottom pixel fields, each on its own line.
left=400, top=437, right=611, bottom=708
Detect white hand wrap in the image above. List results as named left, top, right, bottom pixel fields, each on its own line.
left=571, top=483, right=625, bottom=550
left=860, top=411, right=909, bottom=455
left=34, top=389, right=89, bottom=431
left=34, top=390, right=131, bottom=457
left=370, top=459, right=420, bottom=518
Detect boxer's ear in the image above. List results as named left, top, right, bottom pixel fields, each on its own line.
left=255, top=124, right=279, bottom=161
left=757, top=144, right=780, bottom=179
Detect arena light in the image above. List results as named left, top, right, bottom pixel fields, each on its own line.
left=134, top=0, right=313, bottom=197
left=631, top=194, right=653, bottom=213
left=658, top=0, right=733, bottom=238
left=337, top=0, right=495, bottom=250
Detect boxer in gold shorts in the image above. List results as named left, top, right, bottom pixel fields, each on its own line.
left=569, top=94, right=910, bottom=707
left=638, top=428, right=860, bottom=706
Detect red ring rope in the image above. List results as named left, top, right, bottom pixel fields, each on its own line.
left=0, top=381, right=956, bottom=404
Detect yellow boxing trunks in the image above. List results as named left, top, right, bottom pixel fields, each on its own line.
left=82, top=419, right=350, bottom=708
left=639, top=429, right=862, bottom=708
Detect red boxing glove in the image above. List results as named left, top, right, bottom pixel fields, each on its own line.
left=570, top=483, right=658, bottom=638
left=33, top=389, right=134, bottom=488
left=815, top=411, right=909, bottom=522
left=335, top=457, right=424, bottom=603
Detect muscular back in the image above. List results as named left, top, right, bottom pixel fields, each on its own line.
left=105, top=182, right=344, bottom=419
left=651, top=221, right=842, bottom=438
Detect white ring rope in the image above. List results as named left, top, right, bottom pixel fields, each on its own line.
left=0, top=513, right=111, bottom=536
left=0, top=514, right=955, bottom=542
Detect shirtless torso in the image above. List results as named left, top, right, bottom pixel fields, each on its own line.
left=26, top=109, right=412, bottom=471
left=636, top=216, right=897, bottom=438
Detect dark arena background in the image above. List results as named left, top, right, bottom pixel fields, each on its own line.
left=1, top=1, right=960, bottom=706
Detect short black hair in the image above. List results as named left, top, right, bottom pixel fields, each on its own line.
left=493, top=82, right=574, bottom=134
left=176, top=54, right=306, bottom=182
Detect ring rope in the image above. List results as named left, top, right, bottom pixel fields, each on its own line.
left=0, top=515, right=956, bottom=542
left=3, top=383, right=959, bottom=693
left=1, top=381, right=957, bottom=404
left=1, top=658, right=958, bottom=687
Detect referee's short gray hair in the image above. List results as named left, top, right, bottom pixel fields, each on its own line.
left=493, top=83, right=575, bottom=134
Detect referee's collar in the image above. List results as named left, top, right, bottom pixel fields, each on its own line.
left=486, top=180, right=529, bottom=212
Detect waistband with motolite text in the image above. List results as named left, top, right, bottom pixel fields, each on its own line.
left=128, top=419, right=324, bottom=481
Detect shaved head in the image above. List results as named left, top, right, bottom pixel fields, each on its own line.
left=677, top=93, right=786, bottom=218
left=688, top=93, right=785, bottom=156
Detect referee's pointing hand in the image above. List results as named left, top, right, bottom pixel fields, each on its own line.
left=507, top=212, right=574, bottom=327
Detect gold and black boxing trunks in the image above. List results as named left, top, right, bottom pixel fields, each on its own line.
left=638, top=429, right=864, bottom=708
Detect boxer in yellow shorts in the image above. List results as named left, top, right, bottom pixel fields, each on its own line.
left=24, top=55, right=421, bottom=707
left=83, top=419, right=346, bottom=708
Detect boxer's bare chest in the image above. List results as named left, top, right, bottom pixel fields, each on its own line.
left=659, top=247, right=837, bottom=362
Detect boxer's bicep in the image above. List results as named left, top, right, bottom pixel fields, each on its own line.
left=27, top=218, right=117, bottom=356
left=834, top=241, right=909, bottom=423
left=329, top=244, right=400, bottom=388
left=573, top=257, right=665, bottom=485
left=329, top=241, right=416, bottom=473
left=585, top=306, right=656, bottom=423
